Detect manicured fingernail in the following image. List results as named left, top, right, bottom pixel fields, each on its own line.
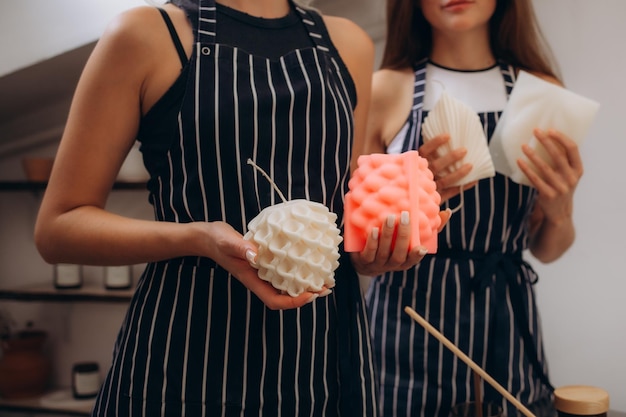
left=246, top=249, right=257, bottom=266
left=400, top=211, right=409, bottom=225
left=418, top=247, right=428, bottom=256
left=371, top=227, right=379, bottom=240
left=386, top=214, right=396, bottom=228
left=319, top=288, right=332, bottom=297
left=307, top=294, right=319, bottom=304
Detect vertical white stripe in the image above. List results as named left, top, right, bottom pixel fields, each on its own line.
left=277, top=311, right=284, bottom=417
left=296, top=50, right=313, bottom=200
left=266, top=59, right=278, bottom=206
left=260, top=308, right=267, bottom=413
left=279, top=57, right=296, bottom=201
left=359, top=289, right=377, bottom=415
left=195, top=44, right=209, bottom=221
left=177, top=112, right=193, bottom=220
left=221, top=275, right=232, bottom=417
left=211, top=45, right=226, bottom=221
left=355, top=292, right=371, bottom=414
left=167, top=153, right=179, bottom=223
left=506, top=284, right=516, bottom=395
left=249, top=55, right=261, bottom=216
left=161, top=267, right=184, bottom=415
left=451, top=267, right=460, bottom=404
left=311, top=51, right=328, bottom=204
left=233, top=48, right=247, bottom=232
left=468, top=181, right=481, bottom=251
left=202, top=268, right=215, bottom=417
left=421, top=261, right=436, bottom=417
left=481, top=287, right=490, bottom=384
left=392, top=270, right=408, bottom=413
left=322, top=297, right=330, bottom=416
left=239, top=291, right=252, bottom=417
left=379, top=275, right=391, bottom=413
left=295, top=308, right=301, bottom=414
left=406, top=268, right=421, bottom=417
left=308, top=302, right=317, bottom=417
left=434, top=259, right=450, bottom=417
left=500, top=178, right=510, bottom=247
left=181, top=270, right=198, bottom=417
left=468, top=265, right=476, bottom=399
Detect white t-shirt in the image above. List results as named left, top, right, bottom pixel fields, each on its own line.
left=387, top=62, right=508, bottom=154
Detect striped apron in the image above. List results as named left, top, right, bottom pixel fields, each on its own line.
left=92, top=1, right=376, bottom=416
left=366, top=60, right=553, bottom=417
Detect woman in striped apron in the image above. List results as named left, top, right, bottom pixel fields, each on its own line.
left=362, top=0, right=584, bottom=416
left=35, top=0, right=379, bottom=415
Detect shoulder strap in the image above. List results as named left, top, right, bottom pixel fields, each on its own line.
left=157, top=8, right=188, bottom=68
left=293, top=5, right=333, bottom=53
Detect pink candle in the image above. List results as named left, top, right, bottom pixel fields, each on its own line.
left=344, top=151, right=442, bottom=253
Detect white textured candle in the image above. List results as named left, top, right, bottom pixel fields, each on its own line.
left=244, top=159, right=342, bottom=297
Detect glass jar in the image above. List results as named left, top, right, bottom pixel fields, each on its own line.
left=72, top=362, right=100, bottom=399
left=104, top=265, right=133, bottom=290
left=54, top=264, right=83, bottom=289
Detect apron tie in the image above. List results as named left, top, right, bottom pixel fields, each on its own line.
left=434, top=248, right=554, bottom=393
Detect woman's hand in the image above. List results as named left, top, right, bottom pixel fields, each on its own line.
left=517, top=128, right=583, bottom=222
left=205, top=221, right=327, bottom=310
left=418, top=133, right=477, bottom=201
left=350, top=209, right=451, bottom=276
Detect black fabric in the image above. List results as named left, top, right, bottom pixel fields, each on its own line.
left=436, top=247, right=555, bottom=393
left=157, top=8, right=188, bottom=67
left=138, top=1, right=315, bottom=156
left=214, top=2, right=313, bottom=59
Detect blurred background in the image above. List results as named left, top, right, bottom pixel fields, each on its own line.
left=0, top=0, right=624, bottom=414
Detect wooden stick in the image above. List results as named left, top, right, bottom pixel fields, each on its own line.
left=404, top=306, right=536, bottom=417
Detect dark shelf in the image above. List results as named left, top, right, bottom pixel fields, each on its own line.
left=0, top=181, right=147, bottom=191
left=0, top=390, right=94, bottom=416
left=0, top=282, right=134, bottom=303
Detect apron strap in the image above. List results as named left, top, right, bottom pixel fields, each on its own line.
left=198, top=0, right=217, bottom=45
left=293, top=4, right=333, bottom=54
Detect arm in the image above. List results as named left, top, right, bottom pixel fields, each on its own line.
left=518, top=73, right=582, bottom=263
left=521, top=128, right=580, bottom=263
left=34, top=7, right=318, bottom=310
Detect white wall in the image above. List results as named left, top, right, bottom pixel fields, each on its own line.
left=530, top=0, right=626, bottom=410
left=0, top=0, right=146, bottom=76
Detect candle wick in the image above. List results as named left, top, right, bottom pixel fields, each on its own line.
left=247, top=158, right=288, bottom=203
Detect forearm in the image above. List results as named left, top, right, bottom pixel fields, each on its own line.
left=528, top=215, right=576, bottom=263
left=35, top=205, right=202, bottom=266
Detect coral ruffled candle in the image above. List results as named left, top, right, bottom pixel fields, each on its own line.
left=344, top=151, right=442, bottom=253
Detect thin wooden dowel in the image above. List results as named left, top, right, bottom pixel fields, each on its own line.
left=404, top=306, right=536, bottom=417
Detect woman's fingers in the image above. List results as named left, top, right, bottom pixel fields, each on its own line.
left=519, top=129, right=583, bottom=195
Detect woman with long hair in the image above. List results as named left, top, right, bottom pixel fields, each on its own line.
left=361, top=0, right=583, bottom=415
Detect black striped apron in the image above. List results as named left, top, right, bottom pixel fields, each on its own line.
left=92, top=1, right=376, bottom=416
left=366, top=60, right=553, bottom=417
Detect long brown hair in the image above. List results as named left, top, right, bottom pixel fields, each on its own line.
left=381, top=0, right=561, bottom=82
